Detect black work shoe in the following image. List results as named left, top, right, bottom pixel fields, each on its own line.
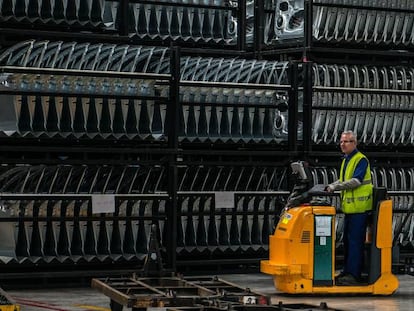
left=335, top=271, right=346, bottom=278
left=336, top=274, right=360, bottom=286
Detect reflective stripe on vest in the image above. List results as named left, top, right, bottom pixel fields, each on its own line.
left=339, top=152, right=373, bottom=214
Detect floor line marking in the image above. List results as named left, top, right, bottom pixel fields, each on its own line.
left=13, top=297, right=69, bottom=311
left=73, top=305, right=110, bottom=311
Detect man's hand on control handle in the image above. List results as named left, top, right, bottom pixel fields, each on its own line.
left=325, top=178, right=361, bottom=193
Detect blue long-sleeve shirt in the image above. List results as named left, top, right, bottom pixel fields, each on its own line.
left=342, top=149, right=368, bottom=182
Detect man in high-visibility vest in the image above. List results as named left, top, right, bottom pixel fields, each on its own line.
left=326, top=130, right=373, bottom=286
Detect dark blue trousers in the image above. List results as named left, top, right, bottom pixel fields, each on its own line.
left=343, top=212, right=368, bottom=278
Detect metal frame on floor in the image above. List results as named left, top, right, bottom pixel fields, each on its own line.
left=1, top=0, right=414, bottom=277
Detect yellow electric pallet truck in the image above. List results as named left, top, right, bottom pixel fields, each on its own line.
left=0, top=287, right=19, bottom=311
left=261, top=161, right=399, bottom=295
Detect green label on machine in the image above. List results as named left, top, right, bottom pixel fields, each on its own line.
left=314, top=216, right=333, bottom=286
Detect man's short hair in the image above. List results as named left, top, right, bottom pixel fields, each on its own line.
left=342, top=130, right=357, bottom=143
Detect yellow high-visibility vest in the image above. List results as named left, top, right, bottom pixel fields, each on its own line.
left=339, top=152, right=373, bottom=214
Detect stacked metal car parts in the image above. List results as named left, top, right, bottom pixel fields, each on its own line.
left=0, top=39, right=290, bottom=144
left=312, top=64, right=414, bottom=146
left=276, top=0, right=414, bottom=47
left=0, top=163, right=287, bottom=264
left=307, top=2, right=414, bottom=255
left=314, top=0, right=414, bottom=46
left=0, top=196, right=169, bottom=264
left=119, top=0, right=236, bottom=44
left=371, top=167, right=414, bottom=250
left=0, top=0, right=106, bottom=28
left=103, top=0, right=279, bottom=45
left=0, top=37, right=292, bottom=264
left=0, top=0, right=280, bottom=46
left=3, top=1, right=413, bottom=48
left=179, top=87, right=289, bottom=143
left=176, top=165, right=288, bottom=257
left=0, top=164, right=168, bottom=263
left=274, top=0, right=304, bottom=41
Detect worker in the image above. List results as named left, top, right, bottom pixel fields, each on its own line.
left=326, top=130, right=373, bottom=286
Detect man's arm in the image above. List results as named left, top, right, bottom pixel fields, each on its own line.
left=326, top=158, right=368, bottom=192
left=326, top=178, right=361, bottom=192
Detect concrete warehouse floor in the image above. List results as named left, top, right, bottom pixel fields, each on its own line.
left=5, top=273, right=414, bottom=311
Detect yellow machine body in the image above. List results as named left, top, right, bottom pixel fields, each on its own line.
left=261, top=200, right=399, bottom=295
left=0, top=288, right=20, bottom=311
